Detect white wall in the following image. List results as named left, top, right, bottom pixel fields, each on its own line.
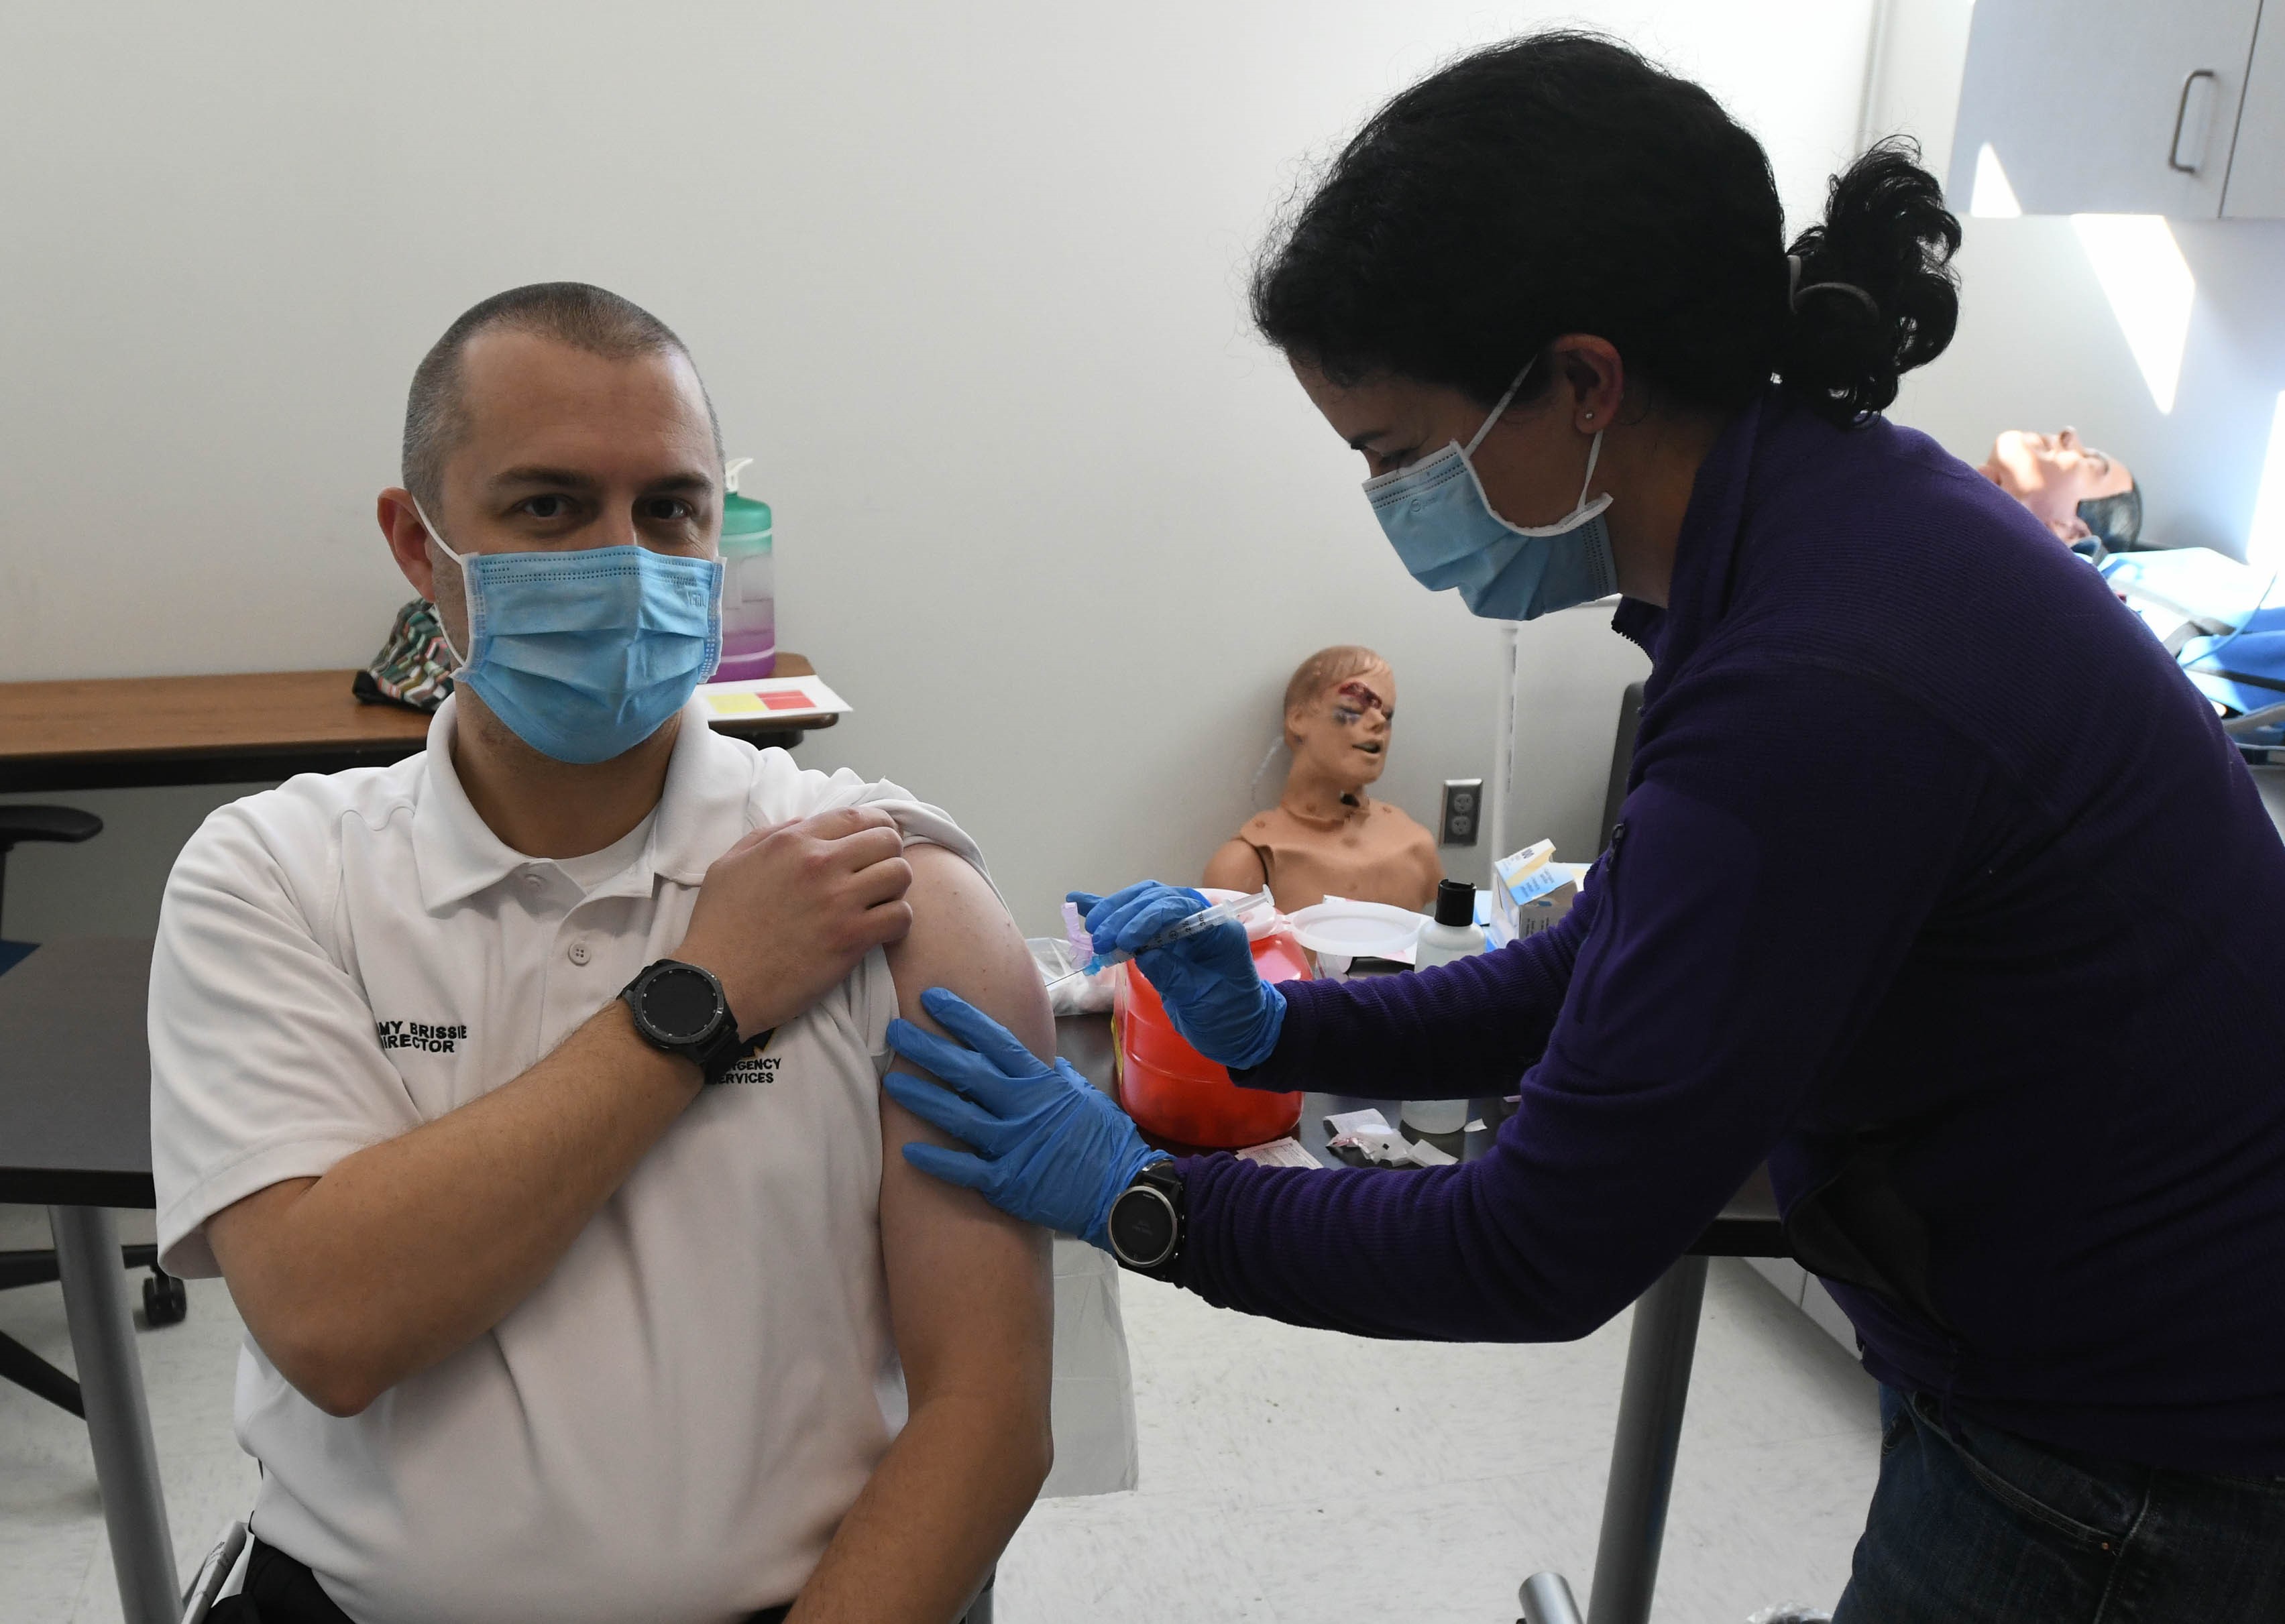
left=1860, top=0, right=1977, bottom=178
left=0, top=1, right=1876, bottom=940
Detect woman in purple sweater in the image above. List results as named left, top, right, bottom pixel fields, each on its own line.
left=886, top=32, right=2285, bottom=1621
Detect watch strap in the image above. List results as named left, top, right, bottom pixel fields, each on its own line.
left=691, top=1021, right=753, bottom=1086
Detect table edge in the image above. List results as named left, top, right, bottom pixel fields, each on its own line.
left=0, top=1169, right=158, bottom=1209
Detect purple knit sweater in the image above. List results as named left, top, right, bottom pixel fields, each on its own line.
left=1176, top=388, right=2285, bottom=1475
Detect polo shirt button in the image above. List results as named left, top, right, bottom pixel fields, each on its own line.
left=567, top=940, right=592, bottom=966
left=522, top=873, right=543, bottom=891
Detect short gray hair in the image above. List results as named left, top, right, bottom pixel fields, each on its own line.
left=401, top=282, right=722, bottom=512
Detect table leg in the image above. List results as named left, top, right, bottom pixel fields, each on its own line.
left=1586, top=1255, right=1709, bottom=1624
left=50, top=1205, right=178, bottom=1624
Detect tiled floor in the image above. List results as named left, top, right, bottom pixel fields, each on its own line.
left=1, top=1200, right=1878, bottom=1624
left=999, top=1263, right=1879, bottom=1623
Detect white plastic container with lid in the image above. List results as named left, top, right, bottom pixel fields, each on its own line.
left=1402, top=878, right=1486, bottom=1135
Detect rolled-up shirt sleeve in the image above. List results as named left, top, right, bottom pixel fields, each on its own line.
left=1176, top=666, right=1991, bottom=1342
left=150, top=803, right=418, bottom=1278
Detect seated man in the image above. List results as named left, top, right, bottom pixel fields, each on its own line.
left=1979, top=424, right=2143, bottom=549
left=150, top=283, right=1052, bottom=1624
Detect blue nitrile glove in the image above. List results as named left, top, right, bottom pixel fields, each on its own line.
left=1069, top=881, right=1287, bottom=1069
left=883, top=986, right=1167, bottom=1251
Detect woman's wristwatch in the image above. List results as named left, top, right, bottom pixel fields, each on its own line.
left=1105, top=1159, right=1186, bottom=1279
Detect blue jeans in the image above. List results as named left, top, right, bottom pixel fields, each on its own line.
left=1836, top=1387, right=2285, bottom=1622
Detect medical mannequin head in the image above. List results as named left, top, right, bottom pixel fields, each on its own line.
left=1979, top=428, right=2139, bottom=545
left=1283, top=646, right=1396, bottom=797
left=1204, top=646, right=1443, bottom=913
left=372, top=283, right=726, bottom=856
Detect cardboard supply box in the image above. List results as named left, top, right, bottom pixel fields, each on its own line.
left=1508, top=865, right=1585, bottom=939
left=1487, top=843, right=1588, bottom=945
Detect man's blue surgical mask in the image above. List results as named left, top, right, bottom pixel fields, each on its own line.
left=416, top=502, right=724, bottom=764
left=1363, top=360, right=1618, bottom=620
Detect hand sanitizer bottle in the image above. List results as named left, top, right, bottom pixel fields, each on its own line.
left=715, top=457, right=776, bottom=681
left=1402, top=880, right=1485, bottom=1136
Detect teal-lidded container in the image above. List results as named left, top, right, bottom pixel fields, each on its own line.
left=717, top=456, right=775, bottom=680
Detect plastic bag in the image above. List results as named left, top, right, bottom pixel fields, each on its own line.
left=1028, top=936, right=1117, bottom=1015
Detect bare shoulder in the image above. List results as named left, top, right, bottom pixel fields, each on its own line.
left=874, top=846, right=1052, bottom=1392
left=891, top=844, right=1012, bottom=964
left=1376, top=801, right=1438, bottom=849
left=1203, top=837, right=1268, bottom=892
left=885, top=844, right=1052, bottom=1055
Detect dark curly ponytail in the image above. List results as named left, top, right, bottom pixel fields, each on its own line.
left=1778, top=137, right=1962, bottom=421
left=1251, top=32, right=1963, bottom=429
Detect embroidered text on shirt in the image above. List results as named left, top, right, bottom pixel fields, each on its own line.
left=719, top=1052, right=783, bottom=1085
left=376, top=1019, right=467, bottom=1054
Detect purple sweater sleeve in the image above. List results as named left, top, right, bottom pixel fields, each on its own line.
left=1175, top=667, right=1990, bottom=1342
left=1234, top=882, right=1600, bottom=1101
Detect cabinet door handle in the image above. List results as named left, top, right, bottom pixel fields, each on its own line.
left=2170, top=68, right=2218, bottom=173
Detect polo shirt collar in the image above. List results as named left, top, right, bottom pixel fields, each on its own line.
left=641, top=696, right=753, bottom=891
left=411, top=697, right=746, bottom=913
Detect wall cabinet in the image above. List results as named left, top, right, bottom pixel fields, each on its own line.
left=2225, top=6, right=2285, bottom=215
left=1948, top=0, right=2285, bottom=218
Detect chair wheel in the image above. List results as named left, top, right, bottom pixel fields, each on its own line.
left=144, top=1269, right=188, bottom=1327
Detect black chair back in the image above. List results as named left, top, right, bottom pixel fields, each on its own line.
left=0, top=803, right=103, bottom=945
left=1598, top=683, right=1645, bottom=854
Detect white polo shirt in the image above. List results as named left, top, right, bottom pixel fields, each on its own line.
left=150, top=695, right=989, bottom=1624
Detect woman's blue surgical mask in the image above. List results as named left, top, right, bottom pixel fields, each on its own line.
left=416, top=502, right=724, bottom=764
left=1363, top=360, right=1618, bottom=620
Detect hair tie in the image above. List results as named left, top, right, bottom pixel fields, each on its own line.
left=1787, top=253, right=1880, bottom=319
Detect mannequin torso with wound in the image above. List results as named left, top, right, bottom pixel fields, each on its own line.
left=1205, top=649, right=1443, bottom=915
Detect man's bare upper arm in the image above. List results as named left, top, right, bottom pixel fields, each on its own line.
left=879, top=844, right=1054, bottom=1409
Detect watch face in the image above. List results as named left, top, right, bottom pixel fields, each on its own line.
left=639, top=966, right=722, bottom=1043
left=1113, top=1186, right=1177, bottom=1266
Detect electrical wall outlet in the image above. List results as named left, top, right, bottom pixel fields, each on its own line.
left=1439, top=778, right=1484, bottom=847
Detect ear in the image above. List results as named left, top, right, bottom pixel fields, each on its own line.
left=378, top=489, right=439, bottom=601
left=1549, top=335, right=1625, bottom=433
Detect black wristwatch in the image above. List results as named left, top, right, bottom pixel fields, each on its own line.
left=1106, top=1159, right=1186, bottom=1279
left=618, top=960, right=748, bottom=1084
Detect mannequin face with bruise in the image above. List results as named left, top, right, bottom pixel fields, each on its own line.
left=1211, top=650, right=1441, bottom=911
left=1286, top=664, right=1396, bottom=799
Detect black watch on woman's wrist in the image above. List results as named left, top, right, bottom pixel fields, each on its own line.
left=618, top=959, right=748, bottom=1084
left=1106, top=1159, right=1186, bottom=1279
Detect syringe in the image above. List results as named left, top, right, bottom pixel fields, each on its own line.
left=1048, top=886, right=1274, bottom=987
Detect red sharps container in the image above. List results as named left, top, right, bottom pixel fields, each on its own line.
left=1117, top=901, right=1308, bottom=1149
